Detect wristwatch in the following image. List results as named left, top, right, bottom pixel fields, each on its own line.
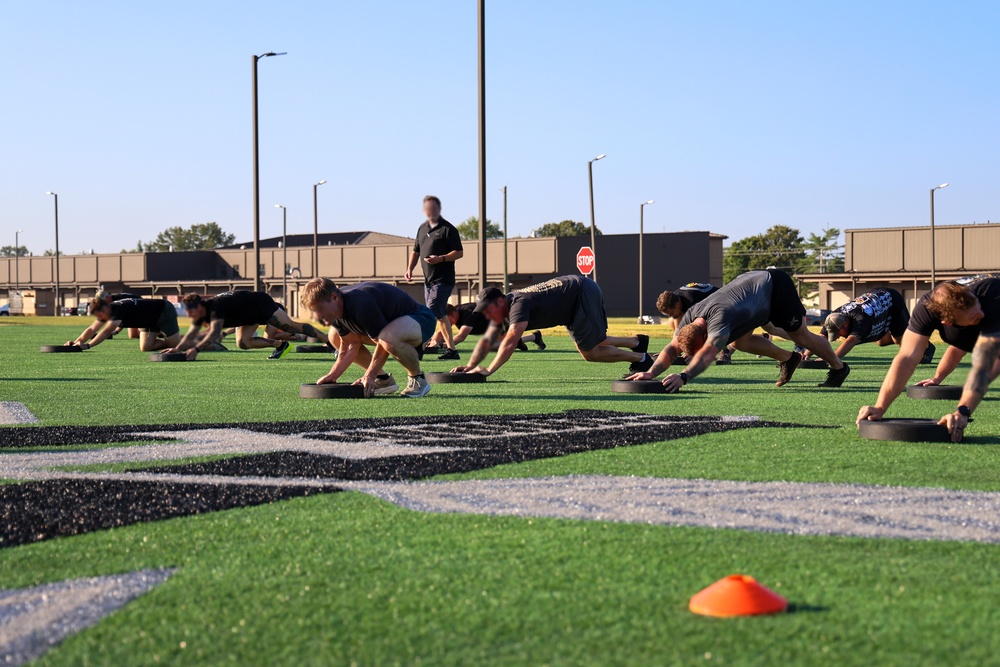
left=679, top=372, right=689, bottom=385
left=957, top=405, right=972, bottom=419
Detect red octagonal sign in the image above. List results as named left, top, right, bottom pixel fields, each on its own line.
left=576, top=246, right=596, bottom=275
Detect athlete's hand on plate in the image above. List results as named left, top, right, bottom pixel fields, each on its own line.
left=856, top=405, right=884, bottom=426
left=354, top=374, right=376, bottom=398
left=938, top=411, right=969, bottom=443
left=914, top=377, right=941, bottom=387
left=316, top=373, right=336, bottom=385
left=185, top=348, right=199, bottom=361
left=625, top=371, right=653, bottom=381
left=451, top=365, right=470, bottom=373
left=467, top=366, right=491, bottom=376
left=661, top=373, right=684, bottom=393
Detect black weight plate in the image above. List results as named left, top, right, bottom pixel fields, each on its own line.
left=40, top=345, right=83, bottom=353
left=905, top=385, right=964, bottom=401
left=299, top=383, right=366, bottom=399
left=611, top=380, right=667, bottom=394
left=150, top=352, right=190, bottom=362
left=296, top=344, right=334, bottom=353
left=799, top=359, right=829, bottom=369
left=425, top=372, right=487, bottom=384
left=858, top=418, right=950, bottom=443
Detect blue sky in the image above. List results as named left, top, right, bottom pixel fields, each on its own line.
left=2, top=1, right=997, bottom=255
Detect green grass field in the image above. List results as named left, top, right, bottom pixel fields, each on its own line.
left=1, top=316, right=998, bottom=666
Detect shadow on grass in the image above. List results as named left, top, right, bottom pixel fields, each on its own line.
left=3, top=378, right=100, bottom=382
left=786, top=602, right=830, bottom=614
left=450, top=393, right=700, bottom=401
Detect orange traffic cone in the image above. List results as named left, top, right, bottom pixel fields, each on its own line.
left=689, top=574, right=787, bottom=617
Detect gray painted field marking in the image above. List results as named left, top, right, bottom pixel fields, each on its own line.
left=344, top=475, right=1000, bottom=544
left=0, top=403, right=38, bottom=425
left=0, top=569, right=174, bottom=666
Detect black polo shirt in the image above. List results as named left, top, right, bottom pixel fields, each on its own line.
left=455, top=302, right=490, bottom=335
left=908, top=278, right=1000, bottom=352
left=109, top=299, right=169, bottom=329
left=414, top=218, right=463, bottom=286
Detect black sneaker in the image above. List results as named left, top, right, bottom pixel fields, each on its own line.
left=414, top=344, right=425, bottom=360
left=628, top=352, right=654, bottom=374
left=920, top=342, right=936, bottom=365
left=516, top=340, right=528, bottom=351
left=716, top=347, right=733, bottom=365
left=776, top=351, right=801, bottom=386
left=632, top=334, right=649, bottom=354
left=534, top=330, right=546, bottom=350
left=438, top=348, right=460, bottom=361
left=423, top=344, right=442, bottom=356
left=268, top=341, right=291, bottom=360
left=818, top=362, right=850, bottom=388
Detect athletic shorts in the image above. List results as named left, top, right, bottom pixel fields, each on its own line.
left=888, top=290, right=910, bottom=339
left=407, top=306, right=439, bottom=345
left=141, top=302, right=180, bottom=337
left=766, top=269, right=806, bottom=333
left=566, top=278, right=609, bottom=352
left=424, top=282, right=454, bottom=319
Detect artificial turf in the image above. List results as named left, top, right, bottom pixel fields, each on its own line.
left=1, top=316, right=998, bottom=665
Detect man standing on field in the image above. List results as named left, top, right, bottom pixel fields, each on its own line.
left=405, top=195, right=464, bottom=361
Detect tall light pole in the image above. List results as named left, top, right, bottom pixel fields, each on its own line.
left=929, top=183, right=949, bottom=288
left=639, top=200, right=655, bottom=321
left=252, top=50, right=286, bottom=292
left=275, top=204, right=287, bottom=305
left=501, top=186, right=508, bottom=292
left=587, top=153, right=606, bottom=283
left=14, top=229, right=22, bottom=289
left=313, top=180, right=326, bottom=278
left=477, top=0, right=487, bottom=291
left=45, top=192, right=60, bottom=316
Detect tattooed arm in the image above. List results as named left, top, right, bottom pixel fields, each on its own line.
left=938, top=334, right=1000, bottom=442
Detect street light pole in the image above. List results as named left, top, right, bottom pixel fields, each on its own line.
left=45, top=192, right=60, bottom=316
left=477, top=0, right=487, bottom=291
left=501, top=186, right=508, bottom=293
left=587, top=154, right=605, bottom=283
left=252, top=51, right=286, bottom=292
left=14, top=229, right=22, bottom=289
left=313, top=180, right=326, bottom=278
left=275, top=205, right=287, bottom=305
left=930, top=182, right=949, bottom=288
left=639, top=200, right=655, bottom=321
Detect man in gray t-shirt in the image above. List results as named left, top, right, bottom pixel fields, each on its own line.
left=630, top=270, right=849, bottom=392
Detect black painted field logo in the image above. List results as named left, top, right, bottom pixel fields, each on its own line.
left=0, top=410, right=791, bottom=549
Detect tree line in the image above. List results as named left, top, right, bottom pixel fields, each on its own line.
left=457, top=217, right=600, bottom=240
left=723, top=224, right=843, bottom=283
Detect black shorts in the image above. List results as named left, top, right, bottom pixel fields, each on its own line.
left=887, top=289, right=910, bottom=339
left=766, top=269, right=806, bottom=332
left=567, top=279, right=609, bottom=351
left=141, top=303, right=180, bottom=337
left=424, top=282, right=454, bottom=319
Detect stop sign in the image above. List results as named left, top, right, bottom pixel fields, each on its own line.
left=576, top=246, right=595, bottom=275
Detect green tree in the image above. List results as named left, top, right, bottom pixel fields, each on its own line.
left=532, top=220, right=600, bottom=237
left=0, top=246, right=29, bottom=258
left=799, top=226, right=844, bottom=274
left=142, top=222, right=236, bottom=252
left=457, top=216, right=503, bottom=240
left=723, top=225, right=805, bottom=283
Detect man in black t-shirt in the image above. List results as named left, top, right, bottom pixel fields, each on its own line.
left=94, top=289, right=140, bottom=338
left=820, top=288, right=917, bottom=360
left=301, top=278, right=438, bottom=398
left=859, top=278, right=1000, bottom=440
left=404, top=195, right=465, bottom=361
left=630, top=270, right=848, bottom=392
left=451, top=275, right=653, bottom=377
left=170, top=291, right=327, bottom=360
left=69, top=297, right=181, bottom=352
left=425, top=303, right=546, bottom=352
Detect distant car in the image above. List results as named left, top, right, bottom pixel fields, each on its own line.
left=0, top=304, right=9, bottom=316
left=804, top=308, right=830, bottom=327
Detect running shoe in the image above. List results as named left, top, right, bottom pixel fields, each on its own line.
left=534, top=330, right=546, bottom=350
left=716, top=347, right=733, bottom=365
left=374, top=373, right=399, bottom=395
left=401, top=374, right=432, bottom=398
left=775, top=351, right=801, bottom=386
left=268, top=341, right=291, bottom=360
left=818, top=362, right=851, bottom=388
left=516, top=340, right=529, bottom=351
left=628, top=352, right=654, bottom=374
left=438, top=348, right=460, bottom=361
left=632, top=334, right=649, bottom=354
left=920, top=342, right=936, bottom=365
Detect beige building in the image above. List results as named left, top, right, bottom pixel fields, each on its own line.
left=1, top=230, right=725, bottom=318
left=797, top=222, right=1000, bottom=311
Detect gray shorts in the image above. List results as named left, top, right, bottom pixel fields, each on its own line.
left=567, top=279, right=608, bottom=352
left=424, top=282, right=454, bottom=319
left=141, top=303, right=180, bottom=337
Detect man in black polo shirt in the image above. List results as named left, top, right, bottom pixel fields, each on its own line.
left=451, top=275, right=653, bottom=377
left=425, top=302, right=546, bottom=352
left=858, top=278, right=1000, bottom=440
left=819, top=287, right=927, bottom=360
left=404, top=195, right=464, bottom=361
left=629, top=269, right=849, bottom=392
left=301, top=278, right=438, bottom=398
left=171, top=291, right=327, bottom=360
left=68, top=297, right=181, bottom=351
left=93, top=289, right=140, bottom=338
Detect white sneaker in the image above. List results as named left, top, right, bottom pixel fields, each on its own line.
left=374, top=373, right=399, bottom=395
left=401, top=374, right=431, bottom=398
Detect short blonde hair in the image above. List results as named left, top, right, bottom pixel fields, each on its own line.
left=88, top=297, right=108, bottom=313
left=300, top=277, right=340, bottom=309
left=676, top=321, right=708, bottom=357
